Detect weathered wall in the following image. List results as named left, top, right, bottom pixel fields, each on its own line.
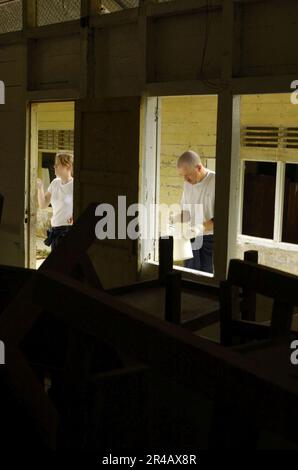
left=0, top=43, right=26, bottom=266
left=94, top=23, right=140, bottom=97
left=37, top=101, right=75, bottom=130
left=74, top=98, right=140, bottom=288
left=147, top=9, right=222, bottom=82
left=159, top=95, right=217, bottom=207
left=28, top=34, right=81, bottom=90
left=239, top=0, right=298, bottom=77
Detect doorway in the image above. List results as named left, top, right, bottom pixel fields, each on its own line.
left=26, top=101, right=75, bottom=269
left=141, top=95, right=218, bottom=279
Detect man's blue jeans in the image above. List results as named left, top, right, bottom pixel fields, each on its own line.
left=184, top=234, right=214, bottom=273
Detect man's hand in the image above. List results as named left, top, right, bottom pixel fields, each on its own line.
left=37, top=178, right=43, bottom=190
left=183, top=223, right=204, bottom=240
left=203, top=219, right=214, bottom=232
left=171, top=210, right=190, bottom=224
left=67, top=216, right=73, bottom=225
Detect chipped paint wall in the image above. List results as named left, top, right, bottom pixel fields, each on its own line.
left=159, top=95, right=218, bottom=208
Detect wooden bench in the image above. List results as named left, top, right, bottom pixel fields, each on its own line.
left=220, top=259, right=298, bottom=347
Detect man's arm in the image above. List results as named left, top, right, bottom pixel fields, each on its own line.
left=203, top=218, right=214, bottom=232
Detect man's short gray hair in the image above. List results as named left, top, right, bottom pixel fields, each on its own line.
left=177, top=150, right=201, bottom=168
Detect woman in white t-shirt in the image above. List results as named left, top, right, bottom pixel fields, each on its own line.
left=37, top=152, right=74, bottom=251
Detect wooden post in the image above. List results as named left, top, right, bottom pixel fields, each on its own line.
left=270, top=300, right=294, bottom=341
left=158, top=236, right=173, bottom=284
left=219, top=280, right=240, bottom=346
left=23, top=0, right=37, bottom=29
left=165, top=271, right=181, bottom=324
left=241, top=250, right=258, bottom=321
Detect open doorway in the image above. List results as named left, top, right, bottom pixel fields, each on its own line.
left=26, top=101, right=75, bottom=269
left=141, top=95, right=218, bottom=278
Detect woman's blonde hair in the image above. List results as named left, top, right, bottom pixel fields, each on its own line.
left=55, top=152, right=74, bottom=176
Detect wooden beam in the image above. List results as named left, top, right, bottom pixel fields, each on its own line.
left=158, top=236, right=173, bottom=283
left=228, top=259, right=298, bottom=304
left=23, top=0, right=37, bottom=30
left=241, top=250, right=258, bottom=321
left=147, top=0, right=222, bottom=18
left=146, top=80, right=222, bottom=96
left=165, top=271, right=181, bottom=324
left=213, top=93, right=240, bottom=281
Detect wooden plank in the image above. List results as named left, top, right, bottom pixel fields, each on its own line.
left=270, top=300, right=294, bottom=340
left=165, top=271, right=181, bottom=324
left=147, top=0, right=221, bottom=17
left=228, top=259, right=298, bottom=304
left=182, top=308, right=220, bottom=332
left=158, top=236, right=173, bottom=283
left=241, top=250, right=258, bottom=321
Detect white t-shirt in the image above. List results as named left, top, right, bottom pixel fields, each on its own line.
left=47, top=177, right=73, bottom=227
left=180, top=170, right=215, bottom=235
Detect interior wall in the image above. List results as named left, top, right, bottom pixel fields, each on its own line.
left=74, top=98, right=140, bottom=289
left=28, top=34, right=81, bottom=90
left=37, top=101, right=75, bottom=130
left=0, top=43, right=26, bottom=266
left=94, top=24, right=140, bottom=97
left=159, top=95, right=218, bottom=207
left=239, top=0, right=298, bottom=77
left=147, top=9, right=222, bottom=82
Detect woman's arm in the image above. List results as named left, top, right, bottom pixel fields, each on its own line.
left=37, top=179, right=51, bottom=209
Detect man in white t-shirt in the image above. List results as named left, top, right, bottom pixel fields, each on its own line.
left=177, top=150, right=215, bottom=273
